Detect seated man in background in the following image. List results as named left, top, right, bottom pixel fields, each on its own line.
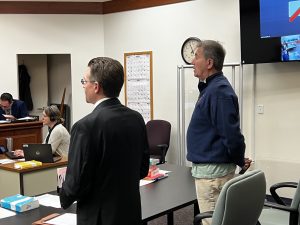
left=14, top=105, right=70, bottom=158
left=0, top=92, right=28, bottom=120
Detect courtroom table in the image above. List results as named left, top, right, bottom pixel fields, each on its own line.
left=0, top=155, right=67, bottom=199
left=0, top=164, right=198, bottom=225
left=0, top=120, right=43, bottom=149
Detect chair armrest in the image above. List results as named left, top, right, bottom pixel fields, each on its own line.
left=193, top=211, right=214, bottom=225
left=157, top=144, right=168, bottom=150
left=264, top=201, right=298, bottom=213
left=270, top=182, right=298, bottom=206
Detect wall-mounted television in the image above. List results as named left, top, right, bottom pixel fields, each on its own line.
left=240, top=0, right=300, bottom=64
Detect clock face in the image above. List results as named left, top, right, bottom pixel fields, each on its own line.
left=181, top=37, right=201, bottom=64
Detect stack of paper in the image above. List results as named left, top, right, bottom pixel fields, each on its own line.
left=0, top=207, right=16, bottom=219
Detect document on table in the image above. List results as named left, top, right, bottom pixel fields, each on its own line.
left=159, top=169, right=171, bottom=175
left=139, top=169, right=172, bottom=186
left=16, top=116, right=36, bottom=121
left=0, top=158, right=15, bottom=164
left=46, top=213, right=76, bottom=225
left=140, top=179, right=154, bottom=186
left=0, top=120, right=10, bottom=124
left=35, top=194, right=61, bottom=208
left=0, top=207, right=16, bottom=219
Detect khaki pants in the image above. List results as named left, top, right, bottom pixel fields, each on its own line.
left=194, top=171, right=235, bottom=225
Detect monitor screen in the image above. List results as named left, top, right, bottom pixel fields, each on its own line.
left=260, top=0, right=300, bottom=38
left=281, top=34, right=300, bottom=61
left=240, top=0, right=300, bottom=64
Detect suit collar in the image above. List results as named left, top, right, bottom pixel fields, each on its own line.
left=94, top=97, right=110, bottom=109
left=94, top=98, right=121, bottom=111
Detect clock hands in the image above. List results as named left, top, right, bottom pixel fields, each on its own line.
left=189, top=42, right=194, bottom=54
left=182, top=37, right=200, bottom=64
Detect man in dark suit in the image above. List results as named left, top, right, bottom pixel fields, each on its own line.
left=60, top=57, right=150, bottom=225
left=0, top=92, right=28, bottom=120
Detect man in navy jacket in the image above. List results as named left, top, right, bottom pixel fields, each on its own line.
left=186, top=40, right=251, bottom=225
left=0, top=93, right=28, bottom=120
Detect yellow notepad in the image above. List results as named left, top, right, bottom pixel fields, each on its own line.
left=14, top=160, right=42, bottom=169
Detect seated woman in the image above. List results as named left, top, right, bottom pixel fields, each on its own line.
left=14, top=105, right=70, bottom=158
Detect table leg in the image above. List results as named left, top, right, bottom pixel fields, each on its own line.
left=194, top=201, right=199, bottom=216
left=20, top=173, right=24, bottom=195
left=167, top=211, right=174, bottom=225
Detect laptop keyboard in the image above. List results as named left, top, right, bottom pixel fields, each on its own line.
left=5, top=151, right=24, bottom=159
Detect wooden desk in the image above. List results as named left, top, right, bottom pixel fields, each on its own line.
left=0, top=121, right=43, bottom=149
left=0, top=155, right=67, bottom=199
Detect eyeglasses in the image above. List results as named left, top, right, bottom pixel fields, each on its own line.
left=81, top=78, right=96, bottom=85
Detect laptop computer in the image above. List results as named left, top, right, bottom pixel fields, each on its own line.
left=1, top=145, right=23, bottom=159
left=5, top=151, right=24, bottom=159
left=22, top=144, right=62, bottom=163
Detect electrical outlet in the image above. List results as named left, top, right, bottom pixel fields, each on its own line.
left=257, top=104, right=264, bottom=114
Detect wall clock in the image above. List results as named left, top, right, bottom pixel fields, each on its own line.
left=181, top=37, right=201, bottom=64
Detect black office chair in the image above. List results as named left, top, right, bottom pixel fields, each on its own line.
left=258, top=181, right=300, bottom=225
left=146, top=119, right=171, bottom=164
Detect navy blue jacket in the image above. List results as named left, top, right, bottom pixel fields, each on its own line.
left=0, top=99, right=28, bottom=120
left=186, top=72, right=245, bottom=167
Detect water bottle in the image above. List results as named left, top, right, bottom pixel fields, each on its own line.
left=6, top=137, right=13, bottom=152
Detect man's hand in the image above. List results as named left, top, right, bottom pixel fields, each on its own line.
left=3, top=114, right=15, bottom=120
left=14, top=149, right=24, bottom=157
left=239, top=158, right=253, bottom=174
left=243, top=158, right=252, bottom=170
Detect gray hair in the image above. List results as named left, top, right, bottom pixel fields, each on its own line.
left=196, top=40, right=226, bottom=71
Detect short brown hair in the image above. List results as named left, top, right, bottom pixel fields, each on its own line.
left=88, top=57, right=124, bottom=98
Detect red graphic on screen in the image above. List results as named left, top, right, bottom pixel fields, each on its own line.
left=289, top=7, right=300, bottom=22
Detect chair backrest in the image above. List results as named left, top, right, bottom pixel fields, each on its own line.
left=212, top=170, right=266, bottom=225
left=146, top=119, right=171, bottom=156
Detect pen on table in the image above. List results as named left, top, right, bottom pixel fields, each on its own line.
left=153, top=174, right=168, bottom=182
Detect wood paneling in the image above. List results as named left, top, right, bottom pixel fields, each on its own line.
left=103, top=0, right=193, bottom=14
left=0, top=0, right=192, bottom=14
left=0, top=2, right=103, bottom=14
left=0, top=121, right=43, bottom=150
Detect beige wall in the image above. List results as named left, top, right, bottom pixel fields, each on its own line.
left=104, top=0, right=242, bottom=162
left=48, top=54, right=72, bottom=107
left=0, top=0, right=300, bottom=196
left=104, top=0, right=300, bottom=196
left=0, top=14, right=105, bottom=123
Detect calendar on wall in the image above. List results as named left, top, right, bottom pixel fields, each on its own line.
left=124, top=51, right=153, bottom=123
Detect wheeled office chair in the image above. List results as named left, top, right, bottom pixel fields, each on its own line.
left=146, top=119, right=171, bottom=164
left=194, top=170, right=266, bottom=225
left=258, top=181, right=300, bottom=225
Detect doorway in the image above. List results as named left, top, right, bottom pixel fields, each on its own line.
left=17, top=54, right=72, bottom=139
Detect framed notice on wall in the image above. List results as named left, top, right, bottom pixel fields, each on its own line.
left=124, top=51, right=153, bottom=123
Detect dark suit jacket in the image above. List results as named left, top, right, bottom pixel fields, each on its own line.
left=0, top=99, right=28, bottom=120
left=60, top=98, right=149, bottom=225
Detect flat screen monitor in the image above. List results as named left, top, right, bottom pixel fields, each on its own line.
left=240, top=0, right=300, bottom=64
left=260, top=1, right=300, bottom=38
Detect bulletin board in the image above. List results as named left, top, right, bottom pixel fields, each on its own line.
left=124, top=51, right=153, bottom=123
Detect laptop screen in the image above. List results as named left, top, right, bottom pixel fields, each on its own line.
left=22, top=144, right=60, bottom=163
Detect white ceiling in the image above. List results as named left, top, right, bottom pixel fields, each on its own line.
left=0, top=0, right=111, bottom=2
